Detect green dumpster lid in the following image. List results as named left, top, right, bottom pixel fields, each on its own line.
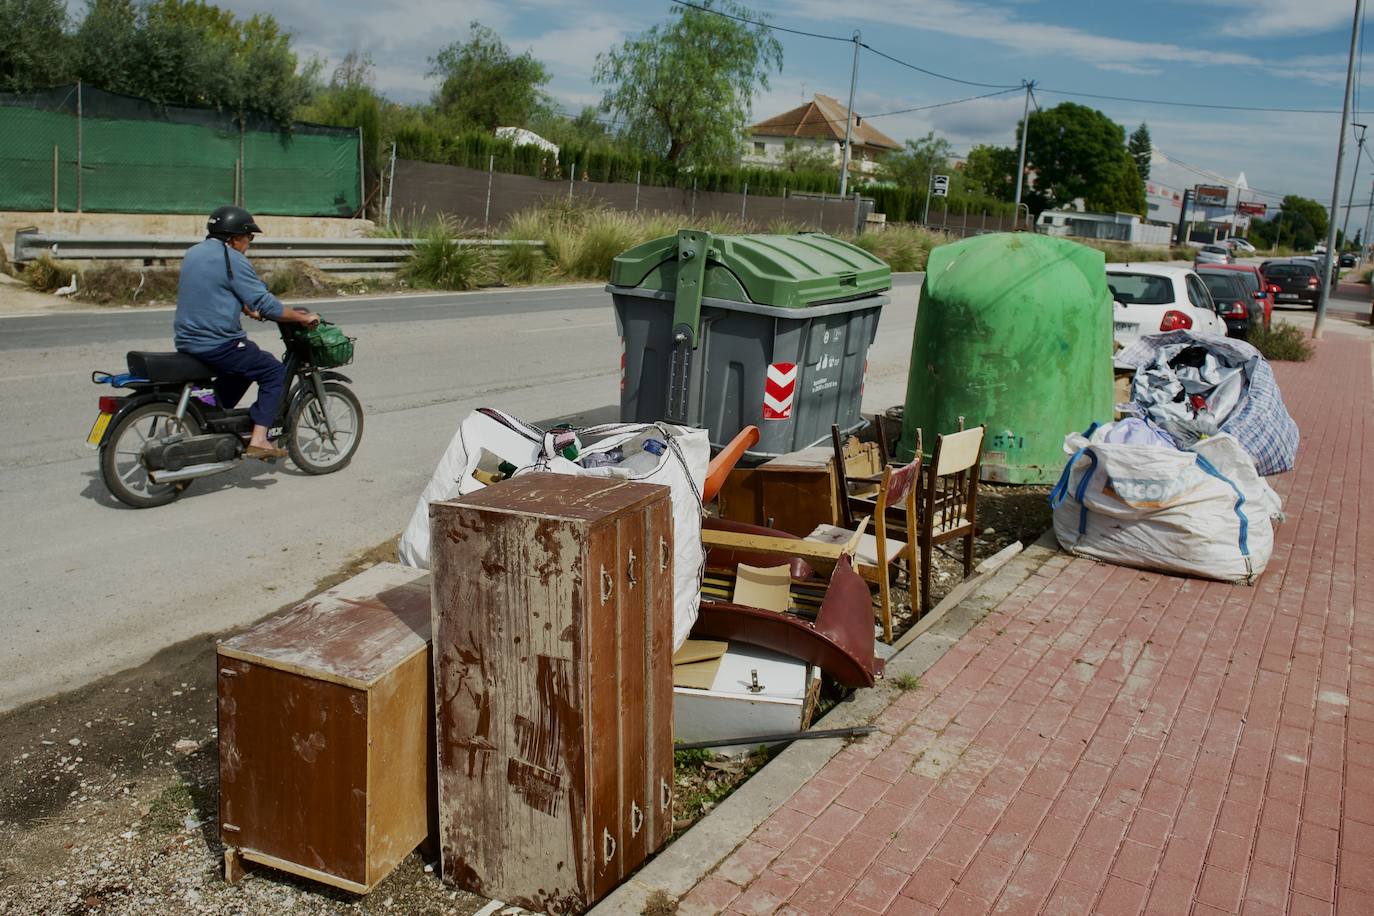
left=609, top=231, right=891, bottom=308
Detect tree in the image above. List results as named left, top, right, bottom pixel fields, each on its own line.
left=1020, top=102, right=1146, bottom=216
left=778, top=140, right=836, bottom=174
left=960, top=144, right=1017, bottom=201
left=594, top=0, right=782, bottom=166
left=68, top=0, right=316, bottom=124
left=300, top=51, right=384, bottom=169
left=529, top=105, right=612, bottom=148
left=876, top=131, right=955, bottom=190
left=429, top=22, right=551, bottom=132
left=1128, top=122, right=1152, bottom=182
left=0, top=0, right=72, bottom=91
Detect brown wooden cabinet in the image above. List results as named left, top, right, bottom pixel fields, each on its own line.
left=216, top=563, right=435, bottom=894
left=429, top=473, right=674, bottom=914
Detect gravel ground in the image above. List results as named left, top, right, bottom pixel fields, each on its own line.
left=0, top=489, right=1052, bottom=914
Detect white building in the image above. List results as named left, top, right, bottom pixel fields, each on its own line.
left=1037, top=209, right=1173, bottom=247
left=742, top=94, right=900, bottom=176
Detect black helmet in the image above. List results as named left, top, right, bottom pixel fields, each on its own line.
left=207, top=205, right=263, bottom=239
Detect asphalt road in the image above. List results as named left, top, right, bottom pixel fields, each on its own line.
left=0, top=273, right=923, bottom=711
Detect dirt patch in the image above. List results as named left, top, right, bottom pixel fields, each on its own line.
left=0, top=535, right=491, bottom=915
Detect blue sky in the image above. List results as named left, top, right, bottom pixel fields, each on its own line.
left=208, top=0, right=1372, bottom=218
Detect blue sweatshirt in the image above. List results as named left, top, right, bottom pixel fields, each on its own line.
left=174, top=238, right=285, bottom=353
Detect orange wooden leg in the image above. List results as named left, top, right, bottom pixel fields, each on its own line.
left=224, top=847, right=247, bottom=884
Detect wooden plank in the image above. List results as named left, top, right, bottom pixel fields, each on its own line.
left=731, top=563, right=792, bottom=612
left=237, top=849, right=371, bottom=895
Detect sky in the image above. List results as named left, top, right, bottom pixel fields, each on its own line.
left=149, top=0, right=1374, bottom=222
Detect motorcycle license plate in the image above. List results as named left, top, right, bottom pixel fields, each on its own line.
left=86, top=412, right=112, bottom=449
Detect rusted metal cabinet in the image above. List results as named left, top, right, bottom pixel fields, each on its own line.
left=216, top=563, right=435, bottom=894
left=429, top=473, right=674, bottom=914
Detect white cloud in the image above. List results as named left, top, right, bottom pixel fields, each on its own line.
left=1202, top=0, right=1354, bottom=38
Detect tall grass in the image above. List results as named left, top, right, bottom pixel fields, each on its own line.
left=849, top=225, right=950, bottom=272
left=401, top=228, right=487, bottom=290
left=22, top=254, right=80, bottom=292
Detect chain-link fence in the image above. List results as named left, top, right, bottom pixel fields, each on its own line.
left=0, top=85, right=361, bottom=217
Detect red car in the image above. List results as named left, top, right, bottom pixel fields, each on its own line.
left=1197, top=263, right=1273, bottom=330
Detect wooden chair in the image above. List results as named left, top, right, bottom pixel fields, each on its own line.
left=804, top=458, right=920, bottom=644
left=831, top=424, right=920, bottom=531
left=916, top=425, right=986, bottom=614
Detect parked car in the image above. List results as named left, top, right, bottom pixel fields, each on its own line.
left=1105, top=263, right=1229, bottom=346
left=1194, top=244, right=1235, bottom=266
left=1197, top=269, right=1261, bottom=340
left=1222, top=238, right=1258, bottom=253
left=1259, top=259, right=1322, bottom=308
left=1197, top=263, right=1273, bottom=330
left=1340, top=252, right=1359, bottom=268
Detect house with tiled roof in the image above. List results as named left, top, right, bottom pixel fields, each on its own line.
left=743, top=93, right=901, bottom=177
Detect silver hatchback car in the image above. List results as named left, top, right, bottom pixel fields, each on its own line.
left=1194, top=244, right=1235, bottom=266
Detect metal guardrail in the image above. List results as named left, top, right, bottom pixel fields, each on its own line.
left=11, top=230, right=541, bottom=267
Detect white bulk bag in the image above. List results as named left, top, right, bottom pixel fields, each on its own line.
left=399, top=411, right=708, bottom=651
left=397, top=408, right=545, bottom=569
left=1050, top=425, right=1274, bottom=583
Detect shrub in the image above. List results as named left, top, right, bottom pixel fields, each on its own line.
left=494, top=241, right=545, bottom=285
left=848, top=224, right=950, bottom=272
left=76, top=265, right=179, bottom=305
left=23, top=254, right=81, bottom=292
left=264, top=260, right=334, bottom=297
left=402, top=230, right=488, bottom=290
left=1250, top=322, right=1314, bottom=361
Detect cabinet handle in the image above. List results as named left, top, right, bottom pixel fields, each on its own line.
left=631, top=800, right=644, bottom=836
left=659, top=536, right=670, bottom=571
left=602, top=827, right=617, bottom=864
left=660, top=777, right=671, bottom=811
left=626, top=548, right=638, bottom=588
left=600, top=565, right=614, bottom=604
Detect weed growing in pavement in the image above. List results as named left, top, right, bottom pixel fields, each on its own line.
left=672, top=744, right=771, bottom=833
left=642, top=889, right=677, bottom=916
left=1250, top=322, right=1315, bottom=361
left=890, top=673, right=921, bottom=691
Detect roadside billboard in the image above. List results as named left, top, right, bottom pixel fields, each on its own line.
left=1194, top=185, right=1230, bottom=207
left=1237, top=201, right=1267, bottom=216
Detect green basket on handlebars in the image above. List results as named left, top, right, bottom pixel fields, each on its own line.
left=294, top=320, right=355, bottom=368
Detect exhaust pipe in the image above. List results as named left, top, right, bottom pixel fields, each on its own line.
left=149, top=460, right=238, bottom=484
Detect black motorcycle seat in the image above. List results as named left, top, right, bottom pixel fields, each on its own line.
left=126, top=351, right=217, bottom=383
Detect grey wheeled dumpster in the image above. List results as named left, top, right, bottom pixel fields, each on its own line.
left=607, top=230, right=891, bottom=459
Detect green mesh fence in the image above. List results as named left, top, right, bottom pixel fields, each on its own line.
left=0, top=86, right=360, bottom=217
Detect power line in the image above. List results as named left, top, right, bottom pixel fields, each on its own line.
left=667, top=0, right=851, bottom=42
left=859, top=86, right=1023, bottom=121
left=857, top=42, right=1021, bottom=91
left=1037, top=87, right=1355, bottom=115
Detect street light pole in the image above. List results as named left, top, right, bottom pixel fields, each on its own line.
left=838, top=30, right=861, bottom=199
left=1341, top=122, right=1368, bottom=243
left=1315, top=0, right=1365, bottom=340
left=1012, top=80, right=1034, bottom=228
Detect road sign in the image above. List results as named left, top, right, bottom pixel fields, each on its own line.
left=932, top=175, right=950, bottom=197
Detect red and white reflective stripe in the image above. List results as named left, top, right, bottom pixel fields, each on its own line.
left=619, top=338, right=626, bottom=392
left=763, top=362, right=797, bottom=419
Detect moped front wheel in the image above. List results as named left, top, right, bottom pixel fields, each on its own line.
left=287, top=382, right=363, bottom=474
left=99, top=403, right=200, bottom=508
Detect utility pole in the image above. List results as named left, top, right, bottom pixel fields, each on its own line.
left=1363, top=174, right=1374, bottom=257
left=1012, top=80, right=1034, bottom=228
left=838, top=30, right=861, bottom=199
left=1315, top=0, right=1364, bottom=339
left=1342, top=122, right=1368, bottom=244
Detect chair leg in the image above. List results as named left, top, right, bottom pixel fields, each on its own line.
left=920, top=538, right=934, bottom=615
left=878, top=564, right=893, bottom=644
left=963, top=531, right=975, bottom=578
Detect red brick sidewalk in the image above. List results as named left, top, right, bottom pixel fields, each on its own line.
left=680, top=335, right=1373, bottom=915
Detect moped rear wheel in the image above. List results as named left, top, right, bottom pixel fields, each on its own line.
left=99, top=403, right=200, bottom=508
left=287, top=382, right=363, bottom=474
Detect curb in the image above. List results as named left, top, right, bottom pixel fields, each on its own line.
left=591, top=532, right=1062, bottom=914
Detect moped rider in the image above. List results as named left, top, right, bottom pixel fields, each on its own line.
left=174, top=206, right=319, bottom=460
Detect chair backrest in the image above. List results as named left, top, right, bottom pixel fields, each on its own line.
left=880, top=459, right=921, bottom=512
left=933, top=426, right=985, bottom=477
left=924, top=425, right=985, bottom=535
